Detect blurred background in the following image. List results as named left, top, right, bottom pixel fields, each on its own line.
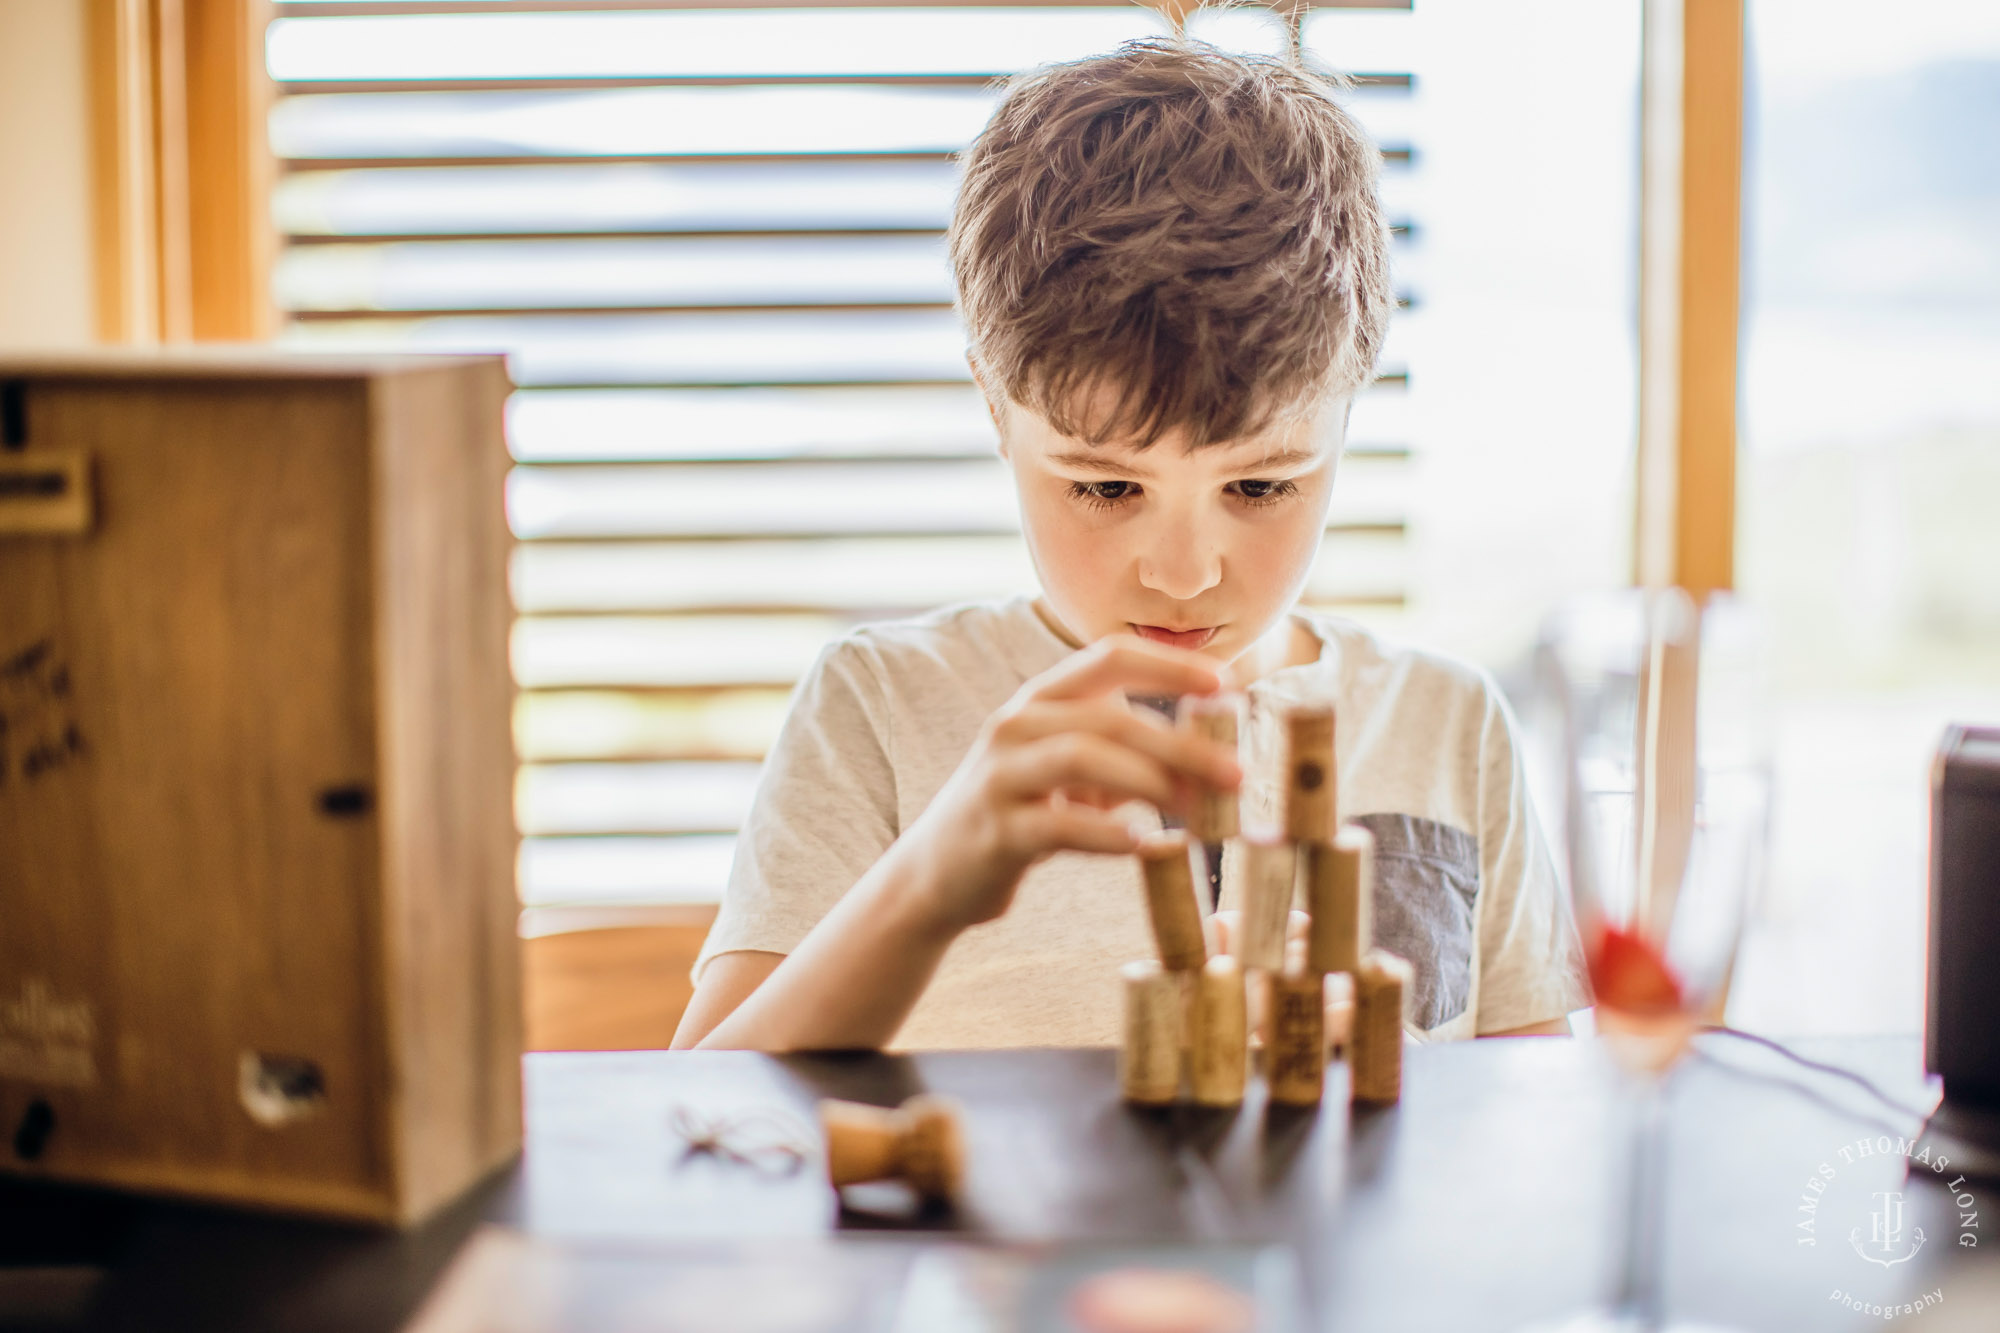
left=1729, top=1, right=2000, bottom=1038
left=1, top=0, right=1994, bottom=1048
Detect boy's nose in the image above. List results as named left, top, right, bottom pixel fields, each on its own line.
left=1136, top=529, right=1223, bottom=602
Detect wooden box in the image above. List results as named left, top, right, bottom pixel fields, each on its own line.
left=0, top=351, right=521, bottom=1225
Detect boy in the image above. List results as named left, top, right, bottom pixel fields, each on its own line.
left=673, top=39, right=1591, bottom=1052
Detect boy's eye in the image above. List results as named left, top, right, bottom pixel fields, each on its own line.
left=1229, top=478, right=1300, bottom=506
left=1067, top=480, right=1139, bottom=510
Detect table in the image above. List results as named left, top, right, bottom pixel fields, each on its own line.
left=4, top=1034, right=1998, bottom=1331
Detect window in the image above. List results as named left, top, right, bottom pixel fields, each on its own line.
left=1728, top=0, right=2000, bottom=1035
left=264, top=1, right=1430, bottom=926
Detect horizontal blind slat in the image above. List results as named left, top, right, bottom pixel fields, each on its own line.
left=516, top=687, right=793, bottom=762
left=268, top=84, right=1414, bottom=163
left=267, top=8, right=1175, bottom=83
left=506, top=457, right=1413, bottom=540
left=279, top=308, right=1417, bottom=386
left=518, top=760, right=762, bottom=835
left=510, top=530, right=1410, bottom=613
left=520, top=834, right=738, bottom=907
left=273, top=232, right=1414, bottom=314
left=509, top=520, right=1411, bottom=544
left=273, top=161, right=1417, bottom=238
left=276, top=72, right=1415, bottom=94
left=504, top=383, right=1411, bottom=462
left=275, top=1, right=1411, bottom=17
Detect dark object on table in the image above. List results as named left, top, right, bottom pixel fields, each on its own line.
left=1925, top=723, right=2000, bottom=1179
left=0, top=352, right=521, bottom=1227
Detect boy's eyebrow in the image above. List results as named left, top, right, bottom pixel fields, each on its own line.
left=1046, top=446, right=1320, bottom=475
left=1047, top=450, right=1155, bottom=477
left=1216, top=447, right=1319, bottom=472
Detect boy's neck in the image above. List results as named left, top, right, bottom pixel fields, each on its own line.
left=1222, top=613, right=1324, bottom=690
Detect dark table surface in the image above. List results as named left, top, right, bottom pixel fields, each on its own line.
left=5, top=1033, right=1999, bottom=1333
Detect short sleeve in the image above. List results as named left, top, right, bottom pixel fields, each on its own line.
left=692, top=637, right=899, bottom=983
left=1471, top=677, right=1594, bottom=1033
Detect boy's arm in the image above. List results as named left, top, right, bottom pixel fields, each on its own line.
left=1482, top=1015, right=1575, bottom=1036
left=676, top=635, right=1242, bottom=1052
left=671, top=951, right=781, bottom=1049
left=672, top=827, right=963, bottom=1050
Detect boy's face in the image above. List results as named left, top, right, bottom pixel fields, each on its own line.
left=988, top=383, right=1347, bottom=674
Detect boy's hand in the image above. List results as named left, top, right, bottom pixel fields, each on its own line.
left=897, top=634, right=1242, bottom=933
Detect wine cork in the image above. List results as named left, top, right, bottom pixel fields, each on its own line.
left=1137, top=831, right=1208, bottom=972
left=1267, top=965, right=1327, bottom=1106
left=1352, top=949, right=1413, bottom=1105
left=1304, top=825, right=1372, bottom=976
left=821, top=1099, right=902, bottom=1187
left=898, top=1095, right=964, bottom=1201
left=820, top=1094, right=964, bottom=1202
left=1120, top=960, right=1184, bottom=1105
left=1283, top=704, right=1336, bottom=842
left=1188, top=955, right=1248, bottom=1107
left=1234, top=834, right=1295, bottom=973
left=1180, top=693, right=1241, bottom=842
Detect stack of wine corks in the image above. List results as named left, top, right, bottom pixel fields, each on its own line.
left=1120, top=698, right=1413, bottom=1110
left=1127, top=832, right=1248, bottom=1107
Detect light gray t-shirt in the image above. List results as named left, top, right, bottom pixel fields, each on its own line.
left=695, top=595, right=1591, bottom=1048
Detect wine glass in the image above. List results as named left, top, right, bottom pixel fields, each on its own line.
left=1525, top=586, right=1773, bottom=1332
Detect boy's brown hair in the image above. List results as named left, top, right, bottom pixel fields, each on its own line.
left=949, top=37, right=1393, bottom=449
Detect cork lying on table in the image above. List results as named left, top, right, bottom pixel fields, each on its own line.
left=820, top=1094, right=964, bottom=1203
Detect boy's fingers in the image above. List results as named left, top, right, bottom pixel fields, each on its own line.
left=994, top=733, right=1178, bottom=811
left=1000, top=699, right=1241, bottom=790
left=1012, top=802, right=1144, bottom=858
left=1057, top=785, right=1118, bottom=811
left=1325, top=973, right=1355, bottom=1047
left=1033, top=634, right=1225, bottom=704
left=1325, top=997, right=1355, bottom=1047
left=1285, top=909, right=1311, bottom=944
left=1208, top=909, right=1240, bottom=955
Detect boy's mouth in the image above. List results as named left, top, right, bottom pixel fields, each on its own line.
left=1131, top=625, right=1219, bottom=651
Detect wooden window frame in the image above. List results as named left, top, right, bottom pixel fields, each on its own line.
left=89, top=0, right=276, bottom=342
left=1635, top=0, right=1743, bottom=602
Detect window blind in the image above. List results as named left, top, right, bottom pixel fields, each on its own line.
left=264, top=0, right=1421, bottom=924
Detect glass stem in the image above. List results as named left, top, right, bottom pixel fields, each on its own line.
left=1613, top=1073, right=1669, bottom=1329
